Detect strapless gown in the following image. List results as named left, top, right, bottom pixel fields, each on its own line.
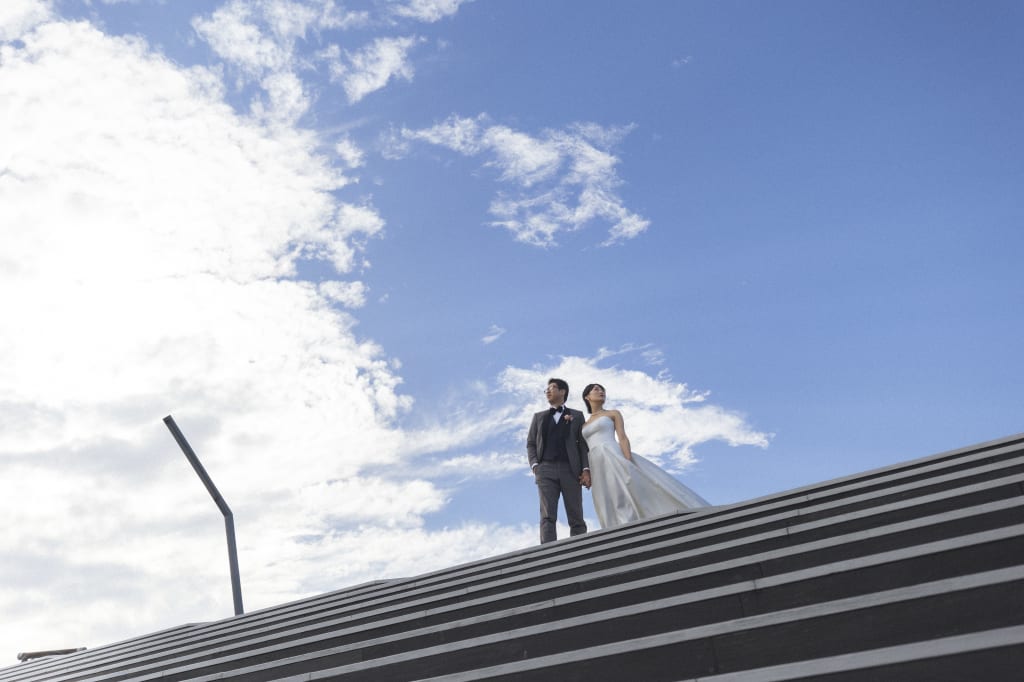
left=582, top=415, right=709, bottom=529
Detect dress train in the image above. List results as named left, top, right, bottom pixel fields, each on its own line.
left=582, top=415, right=708, bottom=529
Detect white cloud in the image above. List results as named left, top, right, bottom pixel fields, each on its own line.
left=398, top=390, right=516, bottom=455
left=335, top=136, right=365, bottom=168
left=391, top=0, right=471, bottom=23
left=261, top=0, right=324, bottom=40
left=191, top=0, right=376, bottom=123
left=483, top=125, right=563, bottom=186
left=401, top=113, right=482, bottom=154
left=258, top=69, right=310, bottom=125
left=433, top=451, right=524, bottom=477
left=301, top=476, right=449, bottom=527
left=0, top=12, right=522, bottom=657
left=482, top=324, right=506, bottom=344
left=334, top=35, right=421, bottom=104
left=193, top=1, right=292, bottom=75
left=319, top=280, right=368, bottom=308
left=398, top=116, right=650, bottom=247
left=0, top=0, right=51, bottom=42
left=317, top=2, right=371, bottom=31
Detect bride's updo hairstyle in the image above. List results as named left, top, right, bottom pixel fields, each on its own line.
left=582, top=383, right=605, bottom=414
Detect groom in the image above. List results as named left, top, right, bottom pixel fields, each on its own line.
left=527, top=378, right=591, bottom=544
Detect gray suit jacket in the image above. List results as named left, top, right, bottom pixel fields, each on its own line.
left=527, top=407, right=590, bottom=477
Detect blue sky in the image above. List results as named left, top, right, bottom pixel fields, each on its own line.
left=1, top=0, right=1021, bottom=660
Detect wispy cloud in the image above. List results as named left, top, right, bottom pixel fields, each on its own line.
left=332, top=35, right=423, bottom=104
left=192, top=0, right=338, bottom=124
left=192, top=0, right=428, bottom=121
left=319, top=280, right=368, bottom=308
left=481, top=324, right=506, bottom=344
left=596, top=343, right=665, bottom=366
left=335, top=136, right=366, bottom=168
left=416, top=451, right=524, bottom=480
left=394, top=115, right=650, bottom=247
left=390, top=0, right=472, bottom=23
left=193, top=1, right=294, bottom=75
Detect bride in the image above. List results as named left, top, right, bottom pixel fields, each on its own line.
left=581, top=383, right=709, bottom=529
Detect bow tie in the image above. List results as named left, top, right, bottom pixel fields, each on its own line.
left=550, top=405, right=564, bottom=414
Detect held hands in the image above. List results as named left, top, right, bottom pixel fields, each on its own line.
left=579, top=470, right=592, bottom=489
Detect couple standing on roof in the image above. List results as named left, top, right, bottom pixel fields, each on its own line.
left=527, top=377, right=709, bottom=544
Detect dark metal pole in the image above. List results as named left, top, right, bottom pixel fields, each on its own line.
left=163, top=414, right=244, bottom=616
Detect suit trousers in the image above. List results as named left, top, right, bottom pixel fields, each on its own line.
left=536, top=459, right=586, bottom=543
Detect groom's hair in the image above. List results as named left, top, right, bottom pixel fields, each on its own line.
left=547, top=377, right=569, bottom=401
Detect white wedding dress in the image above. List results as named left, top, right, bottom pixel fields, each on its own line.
left=582, top=415, right=709, bottom=529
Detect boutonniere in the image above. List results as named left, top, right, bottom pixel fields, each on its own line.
left=563, top=412, right=574, bottom=424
